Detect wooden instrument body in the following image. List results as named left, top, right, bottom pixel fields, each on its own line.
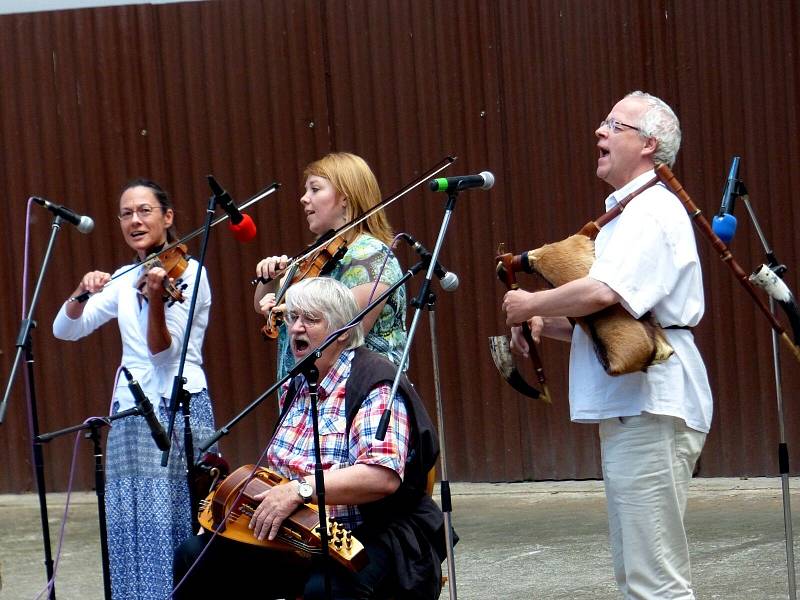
left=198, top=465, right=368, bottom=572
left=527, top=233, right=673, bottom=375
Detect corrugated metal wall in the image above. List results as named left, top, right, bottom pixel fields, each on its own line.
left=2, top=0, right=800, bottom=492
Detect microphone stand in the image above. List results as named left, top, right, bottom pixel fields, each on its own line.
left=299, top=362, right=334, bottom=599
left=740, top=187, right=797, bottom=600
left=161, top=177, right=278, bottom=481
left=425, top=291, right=458, bottom=599
left=159, top=193, right=216, bottom=533
left=0, top=215, right=70, bottom=599
left=37, top=407, right=145, bottom=600
left=375, top=189, right=462, bottom=600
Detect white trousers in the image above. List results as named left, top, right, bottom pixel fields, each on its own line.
left=599, top=413, right=706, bottom=600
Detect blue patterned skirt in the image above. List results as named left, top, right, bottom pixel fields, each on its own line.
left=105, top=390, right=215, bottom=600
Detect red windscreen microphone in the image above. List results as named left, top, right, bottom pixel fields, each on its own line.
left=229, top=213, right=257, bottom=242
left=208, top=175, right=258, bottom=242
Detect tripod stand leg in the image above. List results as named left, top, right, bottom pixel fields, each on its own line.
left=779, top=468, right=796, bottom=600
left=86, top=421, right=113, bottom=600
left=771, top=298, right=797, bottom=600
left=26, top=348, right=57, bottom=599
left=428, top=305, right=458, bottom=599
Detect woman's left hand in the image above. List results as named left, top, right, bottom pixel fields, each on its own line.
left=143, top=266, right=171, bottom=302
left=249, top=483, right=303, bottom=541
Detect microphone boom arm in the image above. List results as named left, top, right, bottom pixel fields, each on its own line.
left=197, top=260, right=429, bottom=454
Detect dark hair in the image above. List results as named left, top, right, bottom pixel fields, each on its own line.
left=120, top=178, right=178, bottom=242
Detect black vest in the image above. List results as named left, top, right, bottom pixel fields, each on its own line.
left=284, top=347, right=447, bottom=598
left=283, top=347, right=439, bottom=518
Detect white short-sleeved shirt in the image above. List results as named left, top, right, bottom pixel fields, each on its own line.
left=568, top=170, right=713, bottom=433
left=52, top=258, right=211, bottom=412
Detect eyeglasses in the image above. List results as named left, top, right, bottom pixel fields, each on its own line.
left=599, top=118, right=642, bottom=134
left=286, top=310, right=325, bottom=328
left=118, top=205, right=163, bottom=221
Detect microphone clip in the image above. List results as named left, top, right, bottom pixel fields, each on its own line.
left=719, top=179, right=746, bottom=217
left=398, top=233, right=459, bottom=292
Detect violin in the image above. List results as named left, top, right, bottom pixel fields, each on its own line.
left=260, top=235, right=348, bottom=340
left=135, top=243, right=190, bottom=305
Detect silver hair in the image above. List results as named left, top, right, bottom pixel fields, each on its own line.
left=284, top=277, right=364, bottom=349
left=625, top=91, right=682, bottom=168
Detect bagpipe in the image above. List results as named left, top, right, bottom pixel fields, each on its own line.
left=491, top=173, right=673, bottom=401
left=491, top=165, right=800, bottom=400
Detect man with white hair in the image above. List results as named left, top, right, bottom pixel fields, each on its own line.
left=174, top=277, right=445, bottom=599
left=502, top=91, right=713, bottom=599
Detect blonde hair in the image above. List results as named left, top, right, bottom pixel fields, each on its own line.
left=303, top=152, right=394, bottom=244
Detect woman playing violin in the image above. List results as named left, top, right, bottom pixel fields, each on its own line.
left=52, top=179, right=217, bottom=600
left=254, top=152, right=407, bottom=380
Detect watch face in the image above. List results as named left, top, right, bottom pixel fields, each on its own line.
left=298, top=481, right=313, bottom=502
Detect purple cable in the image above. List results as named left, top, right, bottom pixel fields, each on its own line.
left=22, top=199, right=37, bottom=459
left=322, top=235, right=400, bottom=345
left=22, top=197, right=35, bottom=316
left=169, top=448, right=272, bottom=599
left=33, top=422, right=95, bottom=599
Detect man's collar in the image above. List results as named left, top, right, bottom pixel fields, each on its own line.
left=605, top=169, right=657, bottom=210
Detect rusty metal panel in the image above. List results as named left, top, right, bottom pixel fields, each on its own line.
left=669, top=0, right=800, bottom=477
left=0, top=6, right=163, bottom=493
left=2, top=0, right=800, bottom=493
left=0, top=0, right=334, bottom=493
left=144, top=0, right=333, bottom=468
left=319, top=0, right=533, bottom=482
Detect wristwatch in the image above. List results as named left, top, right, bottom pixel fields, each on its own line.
left=296, top=479, right=314, bottom=504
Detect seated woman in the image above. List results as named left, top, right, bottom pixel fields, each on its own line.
left=175, top=278, right=445, bottom=599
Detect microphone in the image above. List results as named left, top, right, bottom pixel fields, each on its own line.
left=711, top=156, right=740, bottom=244
left=429, top=171, right=495, bottom=193
left=206, top=175, right=258, bottom=242
left=400, top=233, right=459, bottom=291
left=121, top=366, right=170, bottom=452
left=33, top=197, right=94, bottom=234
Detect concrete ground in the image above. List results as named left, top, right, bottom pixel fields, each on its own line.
left=1, top=478, right=799, bottom=599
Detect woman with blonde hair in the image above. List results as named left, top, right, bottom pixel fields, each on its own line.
left=254, top=152, right=407, bottom=379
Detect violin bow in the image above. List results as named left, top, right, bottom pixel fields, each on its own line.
left=655, top=164, right=800, bottom=363
left=251, top=156, right=457, bottom=286
left=490, top=245, right=552, bottom=403
left=70, top=182, right=280, bottom=303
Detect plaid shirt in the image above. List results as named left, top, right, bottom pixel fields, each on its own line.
left=267, top=349, right=410, bottom=529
